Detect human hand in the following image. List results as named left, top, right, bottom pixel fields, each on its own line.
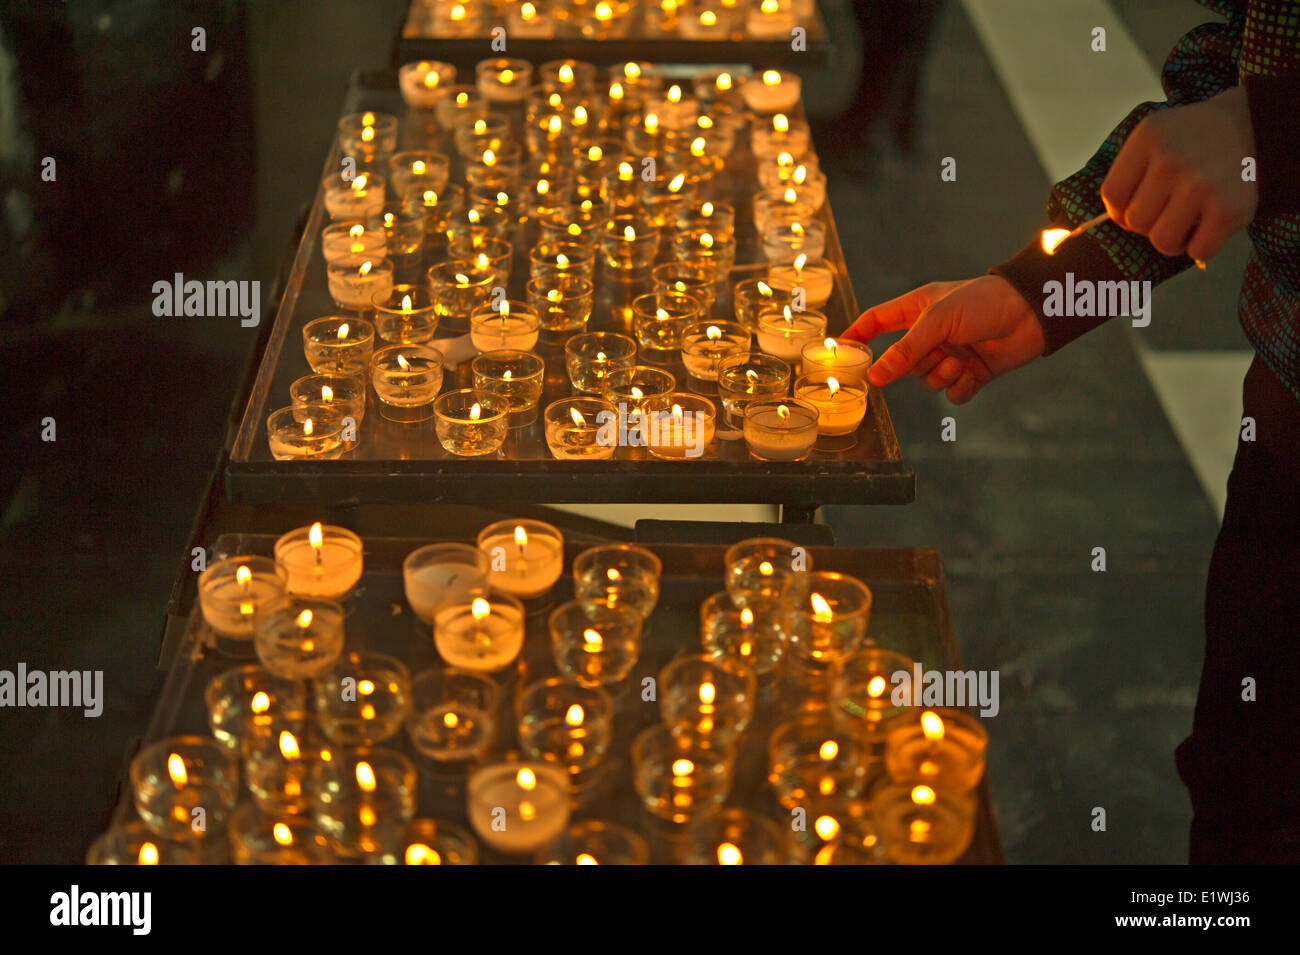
left=842, top=276, right=1046, bottom=404
left=1101, top=86, right=1257, bottom=262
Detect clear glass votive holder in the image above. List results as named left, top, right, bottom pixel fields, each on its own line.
left=883, top=708, right=989, bottom=793
left=544, top=396, right=618, bottom=460
left=787, top=571, right=874, bottom=669
left=717, top=352, right=791, bottom=428
left=872, top=783, right=976, bottom=865
left=602, top=365, right=676, bottom=423
left=403, top=542, right=491, bottom=625
left=467, top=762, right=571, bottom=854
left=228, top=803, right=335, bottom=864
left=87, top=821, right=200, bottom=865
left=733, top=278, right=792, bottom=331
left=753, top=188, right=818, bottom=236
left=131, top=735, right=240, bottom=841
left=338, top=112, right=397, bottom=161
left=372, top=285, right=438, bottom=345
left=476, top=56, right=533, bottom=105
left=465, top=142, right=524, bottom=190
left=322, top=221, right=386, bottom=265
left=412, top=182, right=465, bottom=239
left=313, top=651, right=412, bottom=745
left=530, top=241, right=596, bottom=284
left=322, top=171, right=386, bottom=221
left=767, top=712, right=871, bottom=810
left=646, top=392, right=716, bottom=459
left=744, top=398, right=820, bottom=462
left=451, top=235, right=514, bottom=287
left=680, top=808, right=786, bottom=865
left=253, top=597, right=346, bottom=681
left=313, top=746, right=417, bottom=856
left=290, top=374, right=367, bottom=439
left=527, top=274, right=595, bottom=337
left=434, top=85, right=488, bottom=130
left=477, top=519, right=566, bottom=599
left=470, top=302, right=539, bottom=352
left=303, top=316, right=375, bottom=376
left=267, top=402, right=346, bottom=460
left=723, top=535, right=809, bottom=609
left=674, top=229, right=736, bottom=284
left=632, top=289, right=706, bottom=361
left=659, top=653, right=757, bottom=741
left=768, top=254, right=835, bottom=309
left=273, top=522, right=362, bottom=599
left=198, top=555, right=288, bottom=647
left=427, top=262, right=496, bottom=337
left=680, top=321, right=750, bottom=389
left=573, top=542, right=662, bottom=618
left=516, top=677, right=615, bottom=785
left=327, top=254, right=394, bottom=311
left=565, top=331, right=638, bottom=394
left=434, top=594, right=526, bottom=671
left=407, top=667, right=500, bottom=766
left=699, top=590, right=787, bottom=675
left=204, top=663, right=307, bottom=752
left=830, top=647, right=917, bottom=739
left=536, top=819, right=649, bottom=865
left=455, top=113, right=513, bottom=161
left=369, top=344, right=444, bottom=422
left=755, top=306, right=827, bottom=362
left=472, top=350, right=545, bottom=427
left=637, top=171, right=695, bottom=228
left=539, top=208, right=602, bottom=252
left=794, top=370, right=869, bottom=450
left=243, top=724, right=329, bottom=815
left=434, top=389, right=507, bottom=456
left=675, top=199, right=735, bottom=239
left=442, top=204, right=508, bottom=251
left=764, top=219, right=827, bottom=264
left=801, top=338, right=873, bottom=387
left=370, top=201, right=426, bottom=269
left=539, top=58, right=598, bottom=94
left=652, top=261, right=716, bottom=313
left=398, top=60, right=457, bottom=110
left=364, top=817, right=480, bottom=865
left=632, top=724, right=734, bottom=825
left=549, top=600, right=643, bottom=686
left=601, top=214, right=660, bottom=275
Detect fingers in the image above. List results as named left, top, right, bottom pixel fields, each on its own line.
left=843, top=282, right=957, bottom=344
left=946, top=368, right=987, bottom=405
left=921, top=355, right=963, bottom=392
left=911, top=348, right=946, bottom=380
left=1119, top=166, right=1174, bottom=234
left=1100, top=131, right=1149, bottom=224
left=869, top=300, right=955, bottom=387
left=1146, top=182, right=1203, bottom=258
left=1185, top=205, right=1234, bottom=263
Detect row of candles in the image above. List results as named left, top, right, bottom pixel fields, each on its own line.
left=406, top=0, right=817, bottom=45
left=269, top=56, right=863, bottom=461
left=90, top=525, right=986, bottom=864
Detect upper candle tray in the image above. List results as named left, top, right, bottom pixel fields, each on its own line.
left=226, top=72, right=914, bottom=508
left=129, top=535, right=1002, bottom=865
left=396, top=1, right=829, bottom=69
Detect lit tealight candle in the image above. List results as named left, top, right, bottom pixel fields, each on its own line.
left=743, top=399, right=820, bottom=462
left=477, top=520, right=565, bottom=599
left=399, top=61, right=456, bottom=109
left=274, top=522, right=364, bottom=599
left=768, top=253, right=834, bottom=308
left=799, top=337, right=873, bottom=386
left=434, top=595, right=526, bottom=671
left=793, top=373, right=868, bottom=449
left=467, top=763, right=571, bottom=854
left=742, top=69, right=802, bottom=114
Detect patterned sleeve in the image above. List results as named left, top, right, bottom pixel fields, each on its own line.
left=1240, top=0, right=1300, bottom=216
left=991, top=1, right=1249, bottom=354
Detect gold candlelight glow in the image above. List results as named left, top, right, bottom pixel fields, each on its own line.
left=167, top=753, right=187, bottom=788
left=717, top=842, right=742, bottom=865
left=472, top=597, right=491, bottom=621
left=565, top=704, right=585, bottom=726
left=251, top=691, right=270, bottom=713
left=921, top=711, right=946, bottom=742
left=355, top=760, right=377, bottom=791
left=279, top=730, right=301, bottom=760
left=819, top=739, right=839, bottom=760
left=137, top=842, right=159, bottom=865
left=1041, top=228, right=1070, bottom=254
left=583, top=628, right=604, bottom=651
left=273, top=822, right=293, bottom=846
left=810, top=592, right=834, bottom=623
left=406, top=843, right=441, bottom=864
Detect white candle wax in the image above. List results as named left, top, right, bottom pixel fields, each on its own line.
left=468, top=765, right=570, bottom=853
left=324, top=179, right=386, bottom=220
left=327, top=264, right=393, bottom=311
left=470, top=315, right=539, bottom=352
left=743, top=405, right=819, bottom=461
left=795, top=381, right=868, bottom=435
left=742, top=71, right=802, bottom=114
left=767, top=260, right=834, bottom=308
left=400, top=62, right=456, bottom=109
left=434, top=600, right=525, bottom=671
left=800, top=339, right=873, bottom=386
left=275, top=538, right=363, bottom=598
left=756, top=313, right=825, bottom=361
left=647, top=408, right=716, bottom=459
left=404, top=561, right=489, bottom=625
left=480, top=533, right=563, bottom=598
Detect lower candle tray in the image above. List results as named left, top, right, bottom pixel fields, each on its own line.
left=133, top=535, right=1003, bottom=864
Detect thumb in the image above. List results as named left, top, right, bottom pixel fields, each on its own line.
left=869, top=302, right=954, bottom=387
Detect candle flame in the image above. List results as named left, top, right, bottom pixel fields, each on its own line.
left=573, top=106, right=588, bottom=125
left=644, top=112, right=659, bottom=133
left=717, top=843, right=742, bottom=865
left=706, top=325, right=722, bottom=340
left=867, top=674, right=888, bottom=698
left=423, top=189, right=438, bottom=205
left=576, top=852, right=598, bottom=865
left=273, top=822, right=293, bottom=846
left=762, top=0, right=779, bottom=11
left=777, top=151, right=794, bottom=167
left=361, top=112, right=375, bottom=126
left=699, top=681, right=716, bottom=705
left=397, top=354, right=412, bottom=372
left=348, top=224, right=365, bottom=238
left=587, top=145, right=603, bottom=162
left=336, top=321, right=350, bottom=339
left=167, top=753, right=187, bottom=787
left=517, top=767, right=537, bottom=790
left=559, top=64, right=575, bottom=84
left=450, top=3, right=466, bottom=20
left=556, top=252, right=569, bottom=267
left=236, top=565, right=252, bottom=587
left=630, top=386, right=644, bottom=399
left=656, top=308, right=669, bottom=320
left=352, top=173, right=368, bottom=191
left=302, top=418, right=314, bottom=436
left=548, top=92, right=562, bottom=108
left=482, top=148, right=497, bottom=166
left=624, top=225, right=637, bottom=241
left=321, top=384, right=334, bottom=403
left=671, top=403, right=684, bottom=420
left=762, top=70, right=781, bottom=86
left=469, top=402, right=482, bottom=420
left=499, top=68, right=514, bottom=84
left=361, top=126, right=374, bottom=143
left=610, top=81, right=625, bottom=101
left=739, top=608, right=755, bottom=630
left=810, top=592, right=834, bottom=623
left=565, top=704, right=585, bottom=726
left=456, top=91, right=469, bottom=105
left=777, top=403, right=791, bottom=420
left=618, top=161, right=634, bottom=180
left=251, top=691, right=271, bottom=714
left=700, top=232, right=715, bottom=249
left=137, top=842, right=159, bottom=865
left=819, top=739, right=839, bottom=760
left=468, top=209, right=481, bottom=223
left=570, top=407, right=586, bottom=426
left=473, top=119, right=488, bottom=136
left=423, top=71, right=440, bottom=89
left=697, top=115, right=714, bottom=130
left=717, top=72, right=733, bottom=91
left=746, top=370, right=760, bottom=385
left=547, top=115, right=562, bottom=134
left=625, top=62, right=641, bottom=79
left=455, top=272, right=471, bottom=285
left=669, top=173, right=686, bottom=192
left=672, top=758, right=694, bottom=777
left=514, top=525, right=528, bottom=549
left=911, top=784, right=937, bottom=806
left=921, top=710, right=946, bottom=742
left=583, top=628, right=604, bottom=651
left=826, top=376, right=841, bottom=397
left=667, top=84, right=682, bottom=104
left=406, top=843, right=442, bottom=864
left=279, top=730, right=301, bottom=760
left=358, top=260, right=373, bottom=276
left=794, top=165, right=808, bottom=185
left=596, top=351, right=607, bottom=361
left=759, top=561, right=774, bottom=576
left=824, top=338, right=838, bottom=355
left=547, top=288, right=563, bottom=303
left=699, top=10, right=717, bottom=25
left=815, top=814, right=840, bottom=841
left=472, top=597, right=491, bottom=621
left=355, top=761, right=376, bottom=792
left=1041, top=228, right=1070, bottom=255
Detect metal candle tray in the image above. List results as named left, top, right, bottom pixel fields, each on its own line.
left=130, top=535, right=1002, bottom=865
left=226, top=72, right=914, bottom=510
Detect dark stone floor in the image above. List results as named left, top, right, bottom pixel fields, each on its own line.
left=0, top=0, right=1227, bottom=863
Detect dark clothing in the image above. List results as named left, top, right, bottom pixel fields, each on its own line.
left=1176, top=355, right=1300, bottom=863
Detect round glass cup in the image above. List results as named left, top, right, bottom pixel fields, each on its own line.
left=767, top=711, right=872, bottom=810
left=302, top=316, right=375, bottom=377
left=743, top=397, right=820, bottom=462
left=829, top=647, right=917, bottom=740
left=369, top=344, right=444, bottom=421
left=652, top=261, right=716, bottom=313
left=723, top=536, right=810, bottom=609
left=434, top=389, right=508, bottom=457
left=450, top=235, right=513, bottom=288
left=631, top=289, right=706, bottom=361
left=659, top=653, right=757, bottom=742
left=572, top=542, right=662, bottom=618
left=470, top=302, right=540, bottom=353
left=427, top=262, right=497, bottom=336
left=228, top=803, right=336, bottom=865
left=882, top=707, right=989, bottom=793
left=529, top=241, right=596, bottom=284
left=549, top=599, right=643, bottom=686
left=631, top=724, right=735, bottom=825
left=407, top=667, right=500, bottom=766
left=312, top=745, right=418, bottom=856
left=788, top=571, right=874, bottom=669
left=601, top=214, right=660, bottom=274
left=601, top=364, right=677, bottom=421
left=527, top=274, right=595, bottom=338
left=371, top=285, right=439, bottom=344
left=471, top=350, right=545, bottom=428
left=717, top=352, right=791, bottom=429
left=680, top=320, right=750, bottom=388
left=130, top=735, right=240, bottom=840
left=253, top=596, right=347, bottom=681
left=266, top=404, right=345, bottom=460
left=679, top=808, right=787, bottom=865
left=313, top=651, right=412, bottom=745
left=699, top=590, right=788, bottom=675
left=732, top=278, right=792, bottom=331
left=565, top=331, right=638, bottom=394
left=543, top=396, right=618, bottom=460
left=326, top=254, right=394, bottom=312
left=289, top=374, right=367, bottom=435
left=403, top=542, right=491, bottom=626
left=204, top=663, right=308, bottom=753
left=872, top=783, right=976, bottom=865
left=197, top=555, right=289, bottom=647
left=515, top=677, right=615, bottom=784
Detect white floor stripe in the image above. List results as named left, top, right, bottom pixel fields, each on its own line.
left=962, top=0, right=1243, bottom=518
